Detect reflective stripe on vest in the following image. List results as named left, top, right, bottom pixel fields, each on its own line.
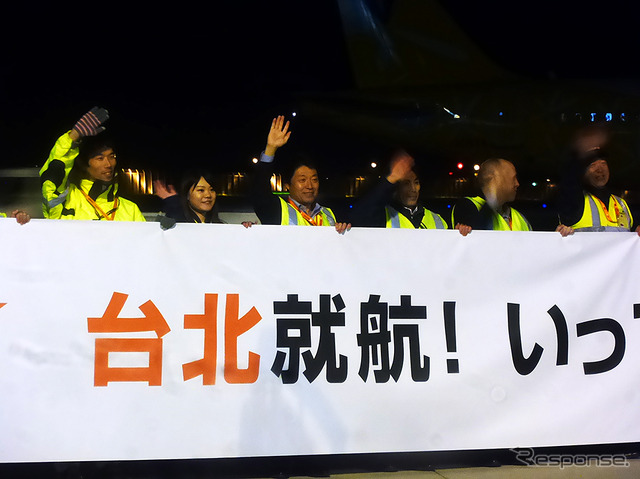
left=465, top=196, right=531, bottom=231
left=385, top=206, right=447, bottom=229
left=572, top=193, right=632, bottom=232
left=279, top=197, right=336, bottom=226
left=44, top=187, right=69, bottom=209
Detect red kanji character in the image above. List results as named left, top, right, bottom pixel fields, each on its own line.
left=88, top=292, right=170, bottom=386
left=182, top=294, right=262, bottom=385
left=224, top=294, right=262, bottom=384
left=183, top=293, right=218, bottom=384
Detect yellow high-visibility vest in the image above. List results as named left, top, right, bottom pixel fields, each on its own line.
left=458, top=196, right=531, bottom=231
left=40, top=132, right=145, bottom=221
left=279, top=197, right=336, bottom=226
left=385, top=206, right=447, bottom=229
left=571, top=193, right=632, bottom=232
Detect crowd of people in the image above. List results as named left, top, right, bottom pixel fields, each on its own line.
left=3, top=107, right=638, bottom=238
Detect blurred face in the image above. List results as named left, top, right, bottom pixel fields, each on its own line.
left=188, top=177, right=216, bottom=213
left=397, top=170, right=420, bottom=207
left=287, top=165, right=319, bottom=208
left=584, top=159, right=610, bottom=189
left=497, top=160, right=519, bottom=203
left=87, top=148, right=116, bottom=182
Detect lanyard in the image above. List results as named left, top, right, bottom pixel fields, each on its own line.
left=593, top=195, right=620, bottom=224
left=80, top=189, right=119, bottom=221
left=500, top=210, right=513, bottom=230
left=288, top=199, right=323, bottom=226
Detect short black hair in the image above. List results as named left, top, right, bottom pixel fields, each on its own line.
left=69, top=135, right=116, bottom=186
left=281, top=151, right=319, bottom=185
left=77, top=135, right=115, bottom=164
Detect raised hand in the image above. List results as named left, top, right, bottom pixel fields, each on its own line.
left=265, top=115, right=291, bottom=156
left=73, top=107, right=110, bottom=138
left=153, top=179, right=177, bottom=199
left=387, top=151, right=415, bottom=184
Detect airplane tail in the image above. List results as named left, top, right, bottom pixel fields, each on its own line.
left=336, top=0, right=516, bottom=89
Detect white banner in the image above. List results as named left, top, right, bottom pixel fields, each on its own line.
left=1, top=219, right=639, bottom=463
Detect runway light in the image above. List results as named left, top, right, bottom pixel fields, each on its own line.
left=473, top=164, right=480, bottom=171
left=371, top=162, right=377, bottom=168
left=449, top=171, right=453, bottom=176
left=457, top=162, right=464, bottom=170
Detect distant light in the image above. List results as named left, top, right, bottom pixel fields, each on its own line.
left=349, top=204, right=353, bottom=209
left=291, top=112, right=297, bottom=117
left=621, top=113, right=626, bottom=121
left=447, top=204, right=451, bottom=209
left=546, top=178, right=551, bottom=182
left=449, top=171, right=453, bottom=176
left=532, top=182, right=537, bottom=187
left=498, top=111, right=503, bottom=117
left=473, top=164, right=480, bottom=171
left=457, top=162, right=464, bottom=170
left=370, top=162, right=377, bottom=168
left=252, top=157, right=259, bottom=164
left=542, top=204, right=547, bottom=208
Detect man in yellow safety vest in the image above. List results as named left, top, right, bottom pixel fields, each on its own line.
left=557, top=126, right=638, bottom=234
left=40, top=107, right=145, bottom=222
left=350, top=150, right=448, bottom=230
left=452, top=158, right=531, bottom=235
left=250, top=115, right=350, bottom=233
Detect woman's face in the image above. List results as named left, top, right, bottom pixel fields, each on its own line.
left=188, top=177, right=216, bottom=212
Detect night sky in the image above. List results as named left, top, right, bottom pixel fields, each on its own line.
left=443, top=3, right=640, bottom=80
left=2, top=1, right=640, bottom=178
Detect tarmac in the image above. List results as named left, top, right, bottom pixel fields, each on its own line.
left=2, top=451, right=639, bottom=478
left=256, top=462, right=640, bottom=479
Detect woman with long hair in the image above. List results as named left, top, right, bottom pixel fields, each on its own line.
left=154, top=169, right=222, bottom=223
